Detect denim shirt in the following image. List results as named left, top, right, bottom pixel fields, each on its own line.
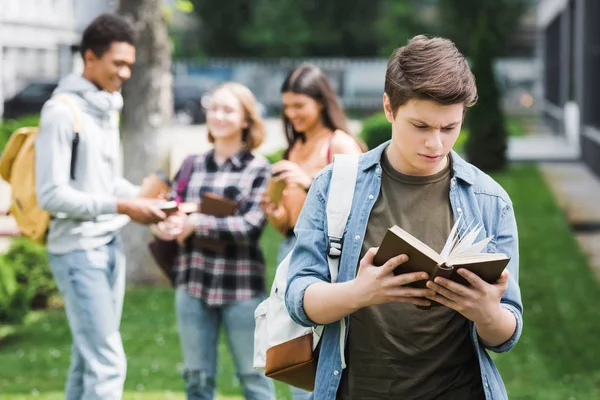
left=285, top=141, right=523, bottom=400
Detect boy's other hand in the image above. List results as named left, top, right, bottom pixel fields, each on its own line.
left=352, top=247, right=434, bottom=309
left=117, top=198, right=166, bottom=225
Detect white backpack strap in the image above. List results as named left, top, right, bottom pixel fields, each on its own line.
left=324, top=154, right=359, bottom=371
left=326, top=154, right=359, bottom=283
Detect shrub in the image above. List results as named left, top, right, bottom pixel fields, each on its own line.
left=0, top=239, right=56, bottom=322
left=453, top=128, right=469, bottom=155
left=360, top=112, right=391, bottom=150
left=0, top=261, right=26, bottom=323
left=0, top=114, right=41, bottom=151
left=265, top=148, right=285, bottom=164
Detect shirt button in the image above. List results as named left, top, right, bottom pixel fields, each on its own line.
left=355, top=235, right=360, bottom=241
left=368, top=194, right=374, bottom=200
left=457, top=207, right=462, bottom=213
left=334, top=370, right=339, bottom=376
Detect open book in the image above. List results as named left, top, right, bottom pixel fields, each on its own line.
left=373, top=217, right=510, bottom=299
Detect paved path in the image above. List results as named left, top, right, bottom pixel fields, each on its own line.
left=508, top=134, right=580, bottom=162
left=539, top=162, right=600, bottom=280
left=505, top=116, right=600, bottom=278
left=507, top=115, right=580, bottom=162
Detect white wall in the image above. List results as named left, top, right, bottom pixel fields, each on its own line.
left=538, top=0, right=569, bottom=28
left=74, top=0, right=117, bottom=34
left=1, top=0, right=78, bottom=108
left=0, top=1, right=4, bottom=118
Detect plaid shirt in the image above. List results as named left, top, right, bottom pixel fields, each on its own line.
left=173, top=149, right=270, bottom=306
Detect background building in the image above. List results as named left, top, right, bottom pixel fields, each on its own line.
left=538, top=0, right=600, bottom=176
left=0, top=0, right=116, bottom=118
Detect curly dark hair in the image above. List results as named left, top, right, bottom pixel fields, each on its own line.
left=80, top=13, right=137, bottom=59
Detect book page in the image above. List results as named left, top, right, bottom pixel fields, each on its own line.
left=390, top=225, right=443, bottom=265
left=448, top=252, right=508, bottom=264
left=441, top=216, right=503, bottom=264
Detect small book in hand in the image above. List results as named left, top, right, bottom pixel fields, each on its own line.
left=373, top=217, right=510, bottom=308
left=194, top=193, right=239, bottom=253
left=200, top=192, right=238, bottom=217
left=156, top=200, right=179, bottom=216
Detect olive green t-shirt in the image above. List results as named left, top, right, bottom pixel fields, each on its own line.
left=337, top=149, right=485, bottom=399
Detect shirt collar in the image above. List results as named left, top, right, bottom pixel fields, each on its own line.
left=361, top=140, right=475, bottom=185
left=206, top=148, right=252, bottom=169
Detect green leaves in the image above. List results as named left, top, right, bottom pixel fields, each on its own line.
left=0, top=239, right=57, bottom=323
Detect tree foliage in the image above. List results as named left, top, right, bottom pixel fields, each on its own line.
left=376, top=0, right=424, bottom=56
left=440, top=0, right=527, bottom=171
left=188, top=0, right=415, bottom=57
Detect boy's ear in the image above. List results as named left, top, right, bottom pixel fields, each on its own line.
left=383, top=93, right=394, bottom=123
left=83, top=49, right=98, bottom=65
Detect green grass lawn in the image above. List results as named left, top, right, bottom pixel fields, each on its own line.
left=492, top=166, right=600, bottom=399
left=1, top=165, right=600, bottom=399
left=0, top=225, right=285, bottom=400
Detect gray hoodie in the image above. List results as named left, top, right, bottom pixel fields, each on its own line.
left=35, top=74, right=139, bottom=254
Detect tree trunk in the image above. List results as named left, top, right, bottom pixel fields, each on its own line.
left=118, top=0, right=173, bottom=284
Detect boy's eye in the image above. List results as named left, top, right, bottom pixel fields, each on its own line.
left=414, top=125, right=427, bottom=129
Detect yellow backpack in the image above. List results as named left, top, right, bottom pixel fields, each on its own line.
left=0, top=94, right=81, bottom=244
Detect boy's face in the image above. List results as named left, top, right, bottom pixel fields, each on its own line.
left=384, top=95, right=464, bottom=176
left=83, top=42, right=136, bottom=93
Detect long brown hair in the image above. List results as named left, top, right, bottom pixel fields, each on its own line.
left=280, top=64, right=350, bottom=149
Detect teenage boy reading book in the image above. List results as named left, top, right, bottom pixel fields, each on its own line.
left=285, top=35, right=522, bottom=400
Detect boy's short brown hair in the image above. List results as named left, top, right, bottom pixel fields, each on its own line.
left=384, top=35, right=478, bottom=116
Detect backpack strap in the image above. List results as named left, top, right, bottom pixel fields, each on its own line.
left=326, top=153, right=359, bottom=283
left=313, top=153, right=359, bottom=370
left=51, top=94, right=81, bottom=181
left=174, top=155, right=197, bottom=203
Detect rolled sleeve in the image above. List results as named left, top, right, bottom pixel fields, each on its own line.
left=482, top=302, right=523, bottom=353
left=286, top=274, right=325, bottom=327
left=480, top=203, right=523, bottom=353
left=285, top=169, right=332, bottom=328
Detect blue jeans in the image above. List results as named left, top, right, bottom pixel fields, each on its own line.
left=47, top=237, right=126, bottom=400
left=175, top=287, right=275, bottom=400
left=278, top=235, right=312, bottom=400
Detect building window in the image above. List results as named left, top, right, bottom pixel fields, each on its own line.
left=544, top=17, right=561, bottom=107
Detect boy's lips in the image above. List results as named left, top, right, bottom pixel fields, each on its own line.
left=419, top=154, right=441, bottom=162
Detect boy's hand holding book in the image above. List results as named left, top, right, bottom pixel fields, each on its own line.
left=351, top=247, right=435, bottom=309
left=117, top=198, right=166, bottom=225
left=425, top=268, right=510, bottom=325
left=373, top=217, right=510, bottom=310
